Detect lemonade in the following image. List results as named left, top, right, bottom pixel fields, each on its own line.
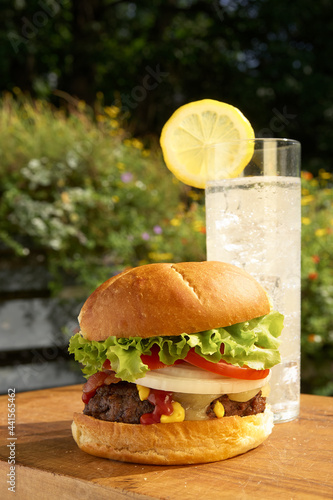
left=206, top=174, right=301, bottom=422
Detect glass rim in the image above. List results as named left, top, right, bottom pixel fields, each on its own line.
left=204, top=137, right=301, bottom=183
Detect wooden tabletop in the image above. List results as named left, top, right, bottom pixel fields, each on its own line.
left=0, top=385, right=332, bottom=500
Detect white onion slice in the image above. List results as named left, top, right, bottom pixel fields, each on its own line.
left=135, top=363, right=271, bottom=394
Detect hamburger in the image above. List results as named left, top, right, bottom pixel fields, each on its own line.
left=68, top=261, right=283, bottom=465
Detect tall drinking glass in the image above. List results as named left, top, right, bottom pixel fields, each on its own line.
left=205, top=139, right=301, bottom=423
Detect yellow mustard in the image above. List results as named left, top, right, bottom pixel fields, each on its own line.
left=213, top=401, right=225, bottom=418
left=136, top=385, right=150, bottom=401
left=160, top=401, right=185, bottom=423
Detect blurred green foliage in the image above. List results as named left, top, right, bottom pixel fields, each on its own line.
left=0, top=92, right=205, bottom=293
left=0, top=94, right=332, bottom=396
left=300, top=171, right=333, bottom=396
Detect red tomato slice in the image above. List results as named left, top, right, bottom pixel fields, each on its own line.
left=184, top=348, right=269, bottom=380
left=141, top=345, right=184, bottom=370
left=140, top=345, right=268, bottom=380
left=141, top=345, right=168, bottom=370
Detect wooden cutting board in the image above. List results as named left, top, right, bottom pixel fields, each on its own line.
left=0, top=385, right=332, bottom=499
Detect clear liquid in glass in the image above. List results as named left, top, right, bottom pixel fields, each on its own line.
left=206, top=176, right=301, bottom=422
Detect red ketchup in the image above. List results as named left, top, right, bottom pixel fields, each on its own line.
left=140, top=389, right=174, bottom=425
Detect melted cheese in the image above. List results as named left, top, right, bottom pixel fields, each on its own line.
left=172, top=392, right=221, bottom=421
left=137, top=384, right=150, bottom=401
left=228, top=385, right=269, bottom=402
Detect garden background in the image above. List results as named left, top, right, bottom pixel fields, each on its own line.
left=0, top=0, right=332, bottom=396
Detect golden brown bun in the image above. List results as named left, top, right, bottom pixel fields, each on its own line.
left=79, top=261, right=270, bottom=341
left=72, top=408, right=274, bottom=465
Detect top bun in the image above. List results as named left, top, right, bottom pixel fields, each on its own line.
left=79, top=261, right=270, bottom=341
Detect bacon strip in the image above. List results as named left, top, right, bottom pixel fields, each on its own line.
left=82, top=369, right=121, bottom=404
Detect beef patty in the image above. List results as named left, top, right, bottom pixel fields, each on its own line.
left=83, top=382, right=154, bottom=424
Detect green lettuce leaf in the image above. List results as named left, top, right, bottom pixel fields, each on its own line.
left=68, top=311, right=283, bottom=383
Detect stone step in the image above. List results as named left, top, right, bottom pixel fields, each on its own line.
left=0, top=264, right=51, bottom=293
left=0, top=297, right=82, bottom=350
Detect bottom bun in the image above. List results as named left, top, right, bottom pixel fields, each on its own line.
left=71, top=408, right=274, bottom=465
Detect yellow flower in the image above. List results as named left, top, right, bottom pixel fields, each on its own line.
left=96, top=114, right=106, bottom=122
left=315, top=228, right=327, bottom=237
left=301, top=195, right=314, bottom=206
left=116, top=162, right=125, bottom=170
left=109, top=119, right=119, bottom=128
left=132, top=138, right=144, bottom=150
left=112, top=195, right=120, bottom=203
left=104, top=106, right=119, bottom=118
left=188, top=190, right=200, bottom=201
left=142, top=149, right=150, bottom=157
left=301, top=188, right=309, bottom=196
left=301, top=217, right=311, bottom=225
left=61, top=192, right=70, bottom=204
left=170, top=218, right=181, bottom=226
left=319, top=169, right=332, bottom=180
left=148, top=252, right=174, bottom=261
left=193, top=220, right=203, bottom=232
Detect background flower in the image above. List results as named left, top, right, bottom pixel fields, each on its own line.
left=121, top=172, right=133, bottom=183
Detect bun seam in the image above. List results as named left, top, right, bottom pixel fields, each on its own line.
left=170, top=264, right=201, bottom=301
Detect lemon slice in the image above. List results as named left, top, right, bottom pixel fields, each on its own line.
left=160, top=99, right=255, bottom=188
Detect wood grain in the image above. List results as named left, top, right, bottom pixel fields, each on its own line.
left=0, top=385, right=332, bottom=500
